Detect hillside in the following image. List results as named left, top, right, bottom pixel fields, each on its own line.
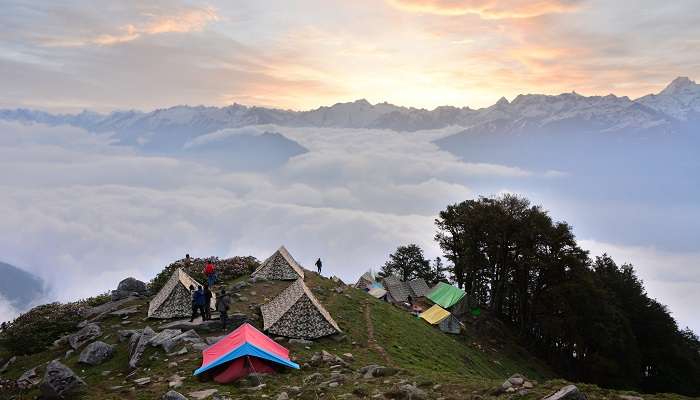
left=0, top=266, right=693, bottom=400
left=0, top=262, right=45, bottom=314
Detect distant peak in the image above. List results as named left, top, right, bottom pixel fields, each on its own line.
left=352, top=99, right=372, bottom=106
left=661, top=76, right=697, bottom=94
left=495, top=96, right=509, bottom=106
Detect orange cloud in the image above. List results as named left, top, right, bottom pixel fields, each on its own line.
left=387, top=0, right=580, bottom=19
left=48, top=6, right=219, bottom=47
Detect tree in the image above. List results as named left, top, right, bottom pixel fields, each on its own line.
left=379, top=244, right=431, bottom=282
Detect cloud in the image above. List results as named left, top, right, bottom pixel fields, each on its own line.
left=0, top=294, right=20, bottom=324
left=386, top=0, right=581, bottom=19
left=42, top=6, right=219, bottom=47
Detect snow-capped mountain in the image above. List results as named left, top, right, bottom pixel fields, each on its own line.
left=0, top=77, right=697, bottom=143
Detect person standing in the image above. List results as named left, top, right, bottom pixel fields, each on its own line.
left=184, top=253, right=191, bottom=269
left=204, top=261, right=216, bottom=287
left=315, top=258, right=322, bottom=275
left=216, top=288, right=231, bottom=330
left=189, top=284, right=198, bottom=322
left=203, top=283, right=213, bottom=320
left=194, top=286, right=206, bottom=322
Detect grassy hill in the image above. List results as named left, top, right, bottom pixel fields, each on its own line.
left=0, top=270, right=693, bottom=400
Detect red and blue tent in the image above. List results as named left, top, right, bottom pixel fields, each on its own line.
left=194, top=323, right=300, bottom=383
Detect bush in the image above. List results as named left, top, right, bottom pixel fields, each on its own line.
left=0, top=302, right=84, bottom=355
left=75, top=292, right=112, bottom=308
left=149, top=256, right=259, bottom=293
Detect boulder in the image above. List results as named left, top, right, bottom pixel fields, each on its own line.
left=109, top=305, right=140, bottom=316
left=163, top=390, right=188, bottom=400
left=17, top=367, right=41, bottom=389
left=0, top=356, right=16, bottom=373
left=79, top=341, right=115, bottom=366
left=149, top=329, right=183, bottom=348
left=543, top=385, right=587, bottom=400
left=118, top=329, right=140, bottom=342
left=129, top=326, right=155, bottom=369
left=68, top=323, right=102, bottom=349
left=288, top=338, right=314, bottom=346
left=39, top=360, right=86, bottom=399
left=162, top=329, right=203, bottom=353
left=359, top=364, right=398, bottom=379
left=112, top=277, right=148, bottom=300
left=189, top=388, right=218, bottom=399
left=385, top=383, right=427, bottom=400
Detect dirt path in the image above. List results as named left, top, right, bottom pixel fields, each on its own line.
left=364, top=300, right=394, bottom=366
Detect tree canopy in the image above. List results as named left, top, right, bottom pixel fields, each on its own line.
left=435, top=195, right=700, bottom=396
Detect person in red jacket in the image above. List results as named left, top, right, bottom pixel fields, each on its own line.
left=204, top=261, right=216, bottom=287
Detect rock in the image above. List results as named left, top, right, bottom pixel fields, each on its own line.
left=17, top=367, right=41, bottom=389
left=617, top=396, right=643, bottom=400
left=168, top=374, right=185, bottom=388
left=129, top=326, right=156, bottom=369
left=303, top=372, right=323, bottom=385
left=288, top=338, right=314, bottom=346
left=231, top=281, right=249, bottom=290
left=161, top=329, right=204, bottom=352
left=39, top=360, right=86, bottom=399
left=189, top=388, right=218, bottom=399
left=167, top=347, right=189, bottom=357
left=118, top=329, right=140, bottom=342
left=134, top=377, right=151, bottom=386
left=0, top=356, right=16, bottom=373
left=192, top=342, right=208, bottom=351
left=542, top=385, right=587, bottom=400
left=112, top=277, right=148, bottom=300
left=64, top=349, right=74, bottom=359
left=523, top=381, right=534, bottom=389
left=79, top=341, right=115, bottom=366
left=385, top=383, right=427, bottom=400
left=163, top=390, right=188, bottom=400
left=508, top=375, right=525, bottom=386
left=277, top=392, right=289, bottom=400
left=359, top=364, right=399, bottom=379
left=342, top=353, right=354, bottom=361
left=109, top=305, right=140, bottom=316
left=206, top=335, right=226, bottom=345
left=68, top=323, right=102, bottom=349
left=150, top=329, right=183, bottom=348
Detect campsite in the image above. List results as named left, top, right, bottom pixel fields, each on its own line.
left=0, top=246, right=696, bottom=400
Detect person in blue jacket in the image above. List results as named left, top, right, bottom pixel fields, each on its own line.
left=190, top=285, right=206, bottom=322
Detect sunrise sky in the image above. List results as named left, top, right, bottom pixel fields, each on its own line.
left=2, top=0, right=699, bottom=112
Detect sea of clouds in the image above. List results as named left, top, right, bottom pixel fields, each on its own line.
left=0, top=119, right=697, bottom=333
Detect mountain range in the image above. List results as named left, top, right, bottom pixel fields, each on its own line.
left=0, top=261, right=45, bottom=316
left=1, top=77, right=698, bottom=142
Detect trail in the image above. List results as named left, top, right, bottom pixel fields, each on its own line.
left=364, top=300, right=394, bottom=366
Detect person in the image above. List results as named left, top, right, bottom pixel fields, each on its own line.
left=204, top=261, right=216, bottom=287
left=184, top=253, right=191, bottom=269
left=315, top=258, right=322, bottom=275
left=215, top=288, right=231, bottom=330
left=189, top=284, right=198, bottom=322
left=203, top=283, right=213, bottom=320
left=193, top=286, right=206, bottom=322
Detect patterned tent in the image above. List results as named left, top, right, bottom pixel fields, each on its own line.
left=407, top=278, right=430, bottom=298
left=260, top=278, right=341, bottom=339
left=354, top=271, right=374, bottom=290
left=252, top=246, right=305, bottom=281
left=148, top=268, right=216, bottom=319
left=193, top=323, right=299, bottom=383
left=382, top=275, right=413, bottom=304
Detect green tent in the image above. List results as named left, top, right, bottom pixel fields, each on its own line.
left=427, top=282, right=466, bottom=309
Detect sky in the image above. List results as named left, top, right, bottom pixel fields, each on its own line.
left=1, top=0, right=700, bottom=112
left=0, top=0, right=699, bottom=333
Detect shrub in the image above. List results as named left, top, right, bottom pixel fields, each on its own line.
left=0, top=302, right=84, bottom=355
left=149, top=256, right=259, bottom=293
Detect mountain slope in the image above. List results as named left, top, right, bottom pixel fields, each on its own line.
left=0, top=262, right=44, bottom=312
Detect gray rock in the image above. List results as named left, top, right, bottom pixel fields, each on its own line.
left=133, top=377, right=151, bottom=386
left=109, top=305, right=140, bottom=316
left=205, top=335, right=226, bottom=345
left=359, top=364, right=398, bottom=379
left=0, top=356, right=16, bottom=373
left=68, top=323, right=101, bottom=349
left=231, top=281, right=249, bottom=290
left=17, top=367, right=41, bottom=389
left=40, top=360, right=86, bottom=399
left=118, top=329, right=140, bottom=342
left=163, top=390, right=188, bottom=400
left=112, top=277, right=148, bottom=300
left=150, top=329, right=183, bottom=348
left=167, top=347, right=189, bottom=357
left=543, top=385, right=587, bottom=400
left=162, top=329, right=203, bottom=353
left=129, top=326, right=155, bottom=369
left=277, top=392, right=289, bottom=400
left=288, top=338, right=314, bottom=346
left=387, top=383, right=427, bottom=400
left=79, top=341, right=115, bottom=366
left=189, top=388, right=218, bottom=399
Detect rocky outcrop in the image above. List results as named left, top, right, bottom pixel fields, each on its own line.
left=112, top=277, right=148, bottom=301
left=359, top=364, right=399, bottom=379
left=79, top=341, right=115, bottom=366
left=39, top=360, right=86, bottom=399
left=497, top=373, right=535, bottom=394
left=385, top=383, right=427, bottom=400
left=543, top=385, right=587, bottom=400
left=16, top=367, right=41, bottom=389
left=149, top=329, right=183, bottom=348
left=68, top=323, right=101, bottom=349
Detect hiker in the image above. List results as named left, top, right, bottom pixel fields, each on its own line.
left=216, top=288, right=231, bottom=330
left=184, top=253, right=191, bottom=269
left=189, top=284, right=198, bottom=322
left=315, top=258, right=322, bottom=275
left=204, top=261, right=217, bottom=287
left=203, top=283, right=213, bottom=320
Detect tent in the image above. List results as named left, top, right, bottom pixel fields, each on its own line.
left=252, top=246, right=305, bottom=281
left=407, top=278, right=430, bottom=298
left=420, top=304, right=451, bottom=324
left=419, top=304, right=462, bottom=334
left=193, top=323, right=299, bottom=383
left=382, top=275, right=413, bottom=304
left=260, top=279, right=342, bottom=339
left=354, top=271, right=374, bottom=290
left=148, top=268, right=216, bottom=319
left=367, top=287, right=387, bottom=299
left=427, top=282, right=466, bottom=309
